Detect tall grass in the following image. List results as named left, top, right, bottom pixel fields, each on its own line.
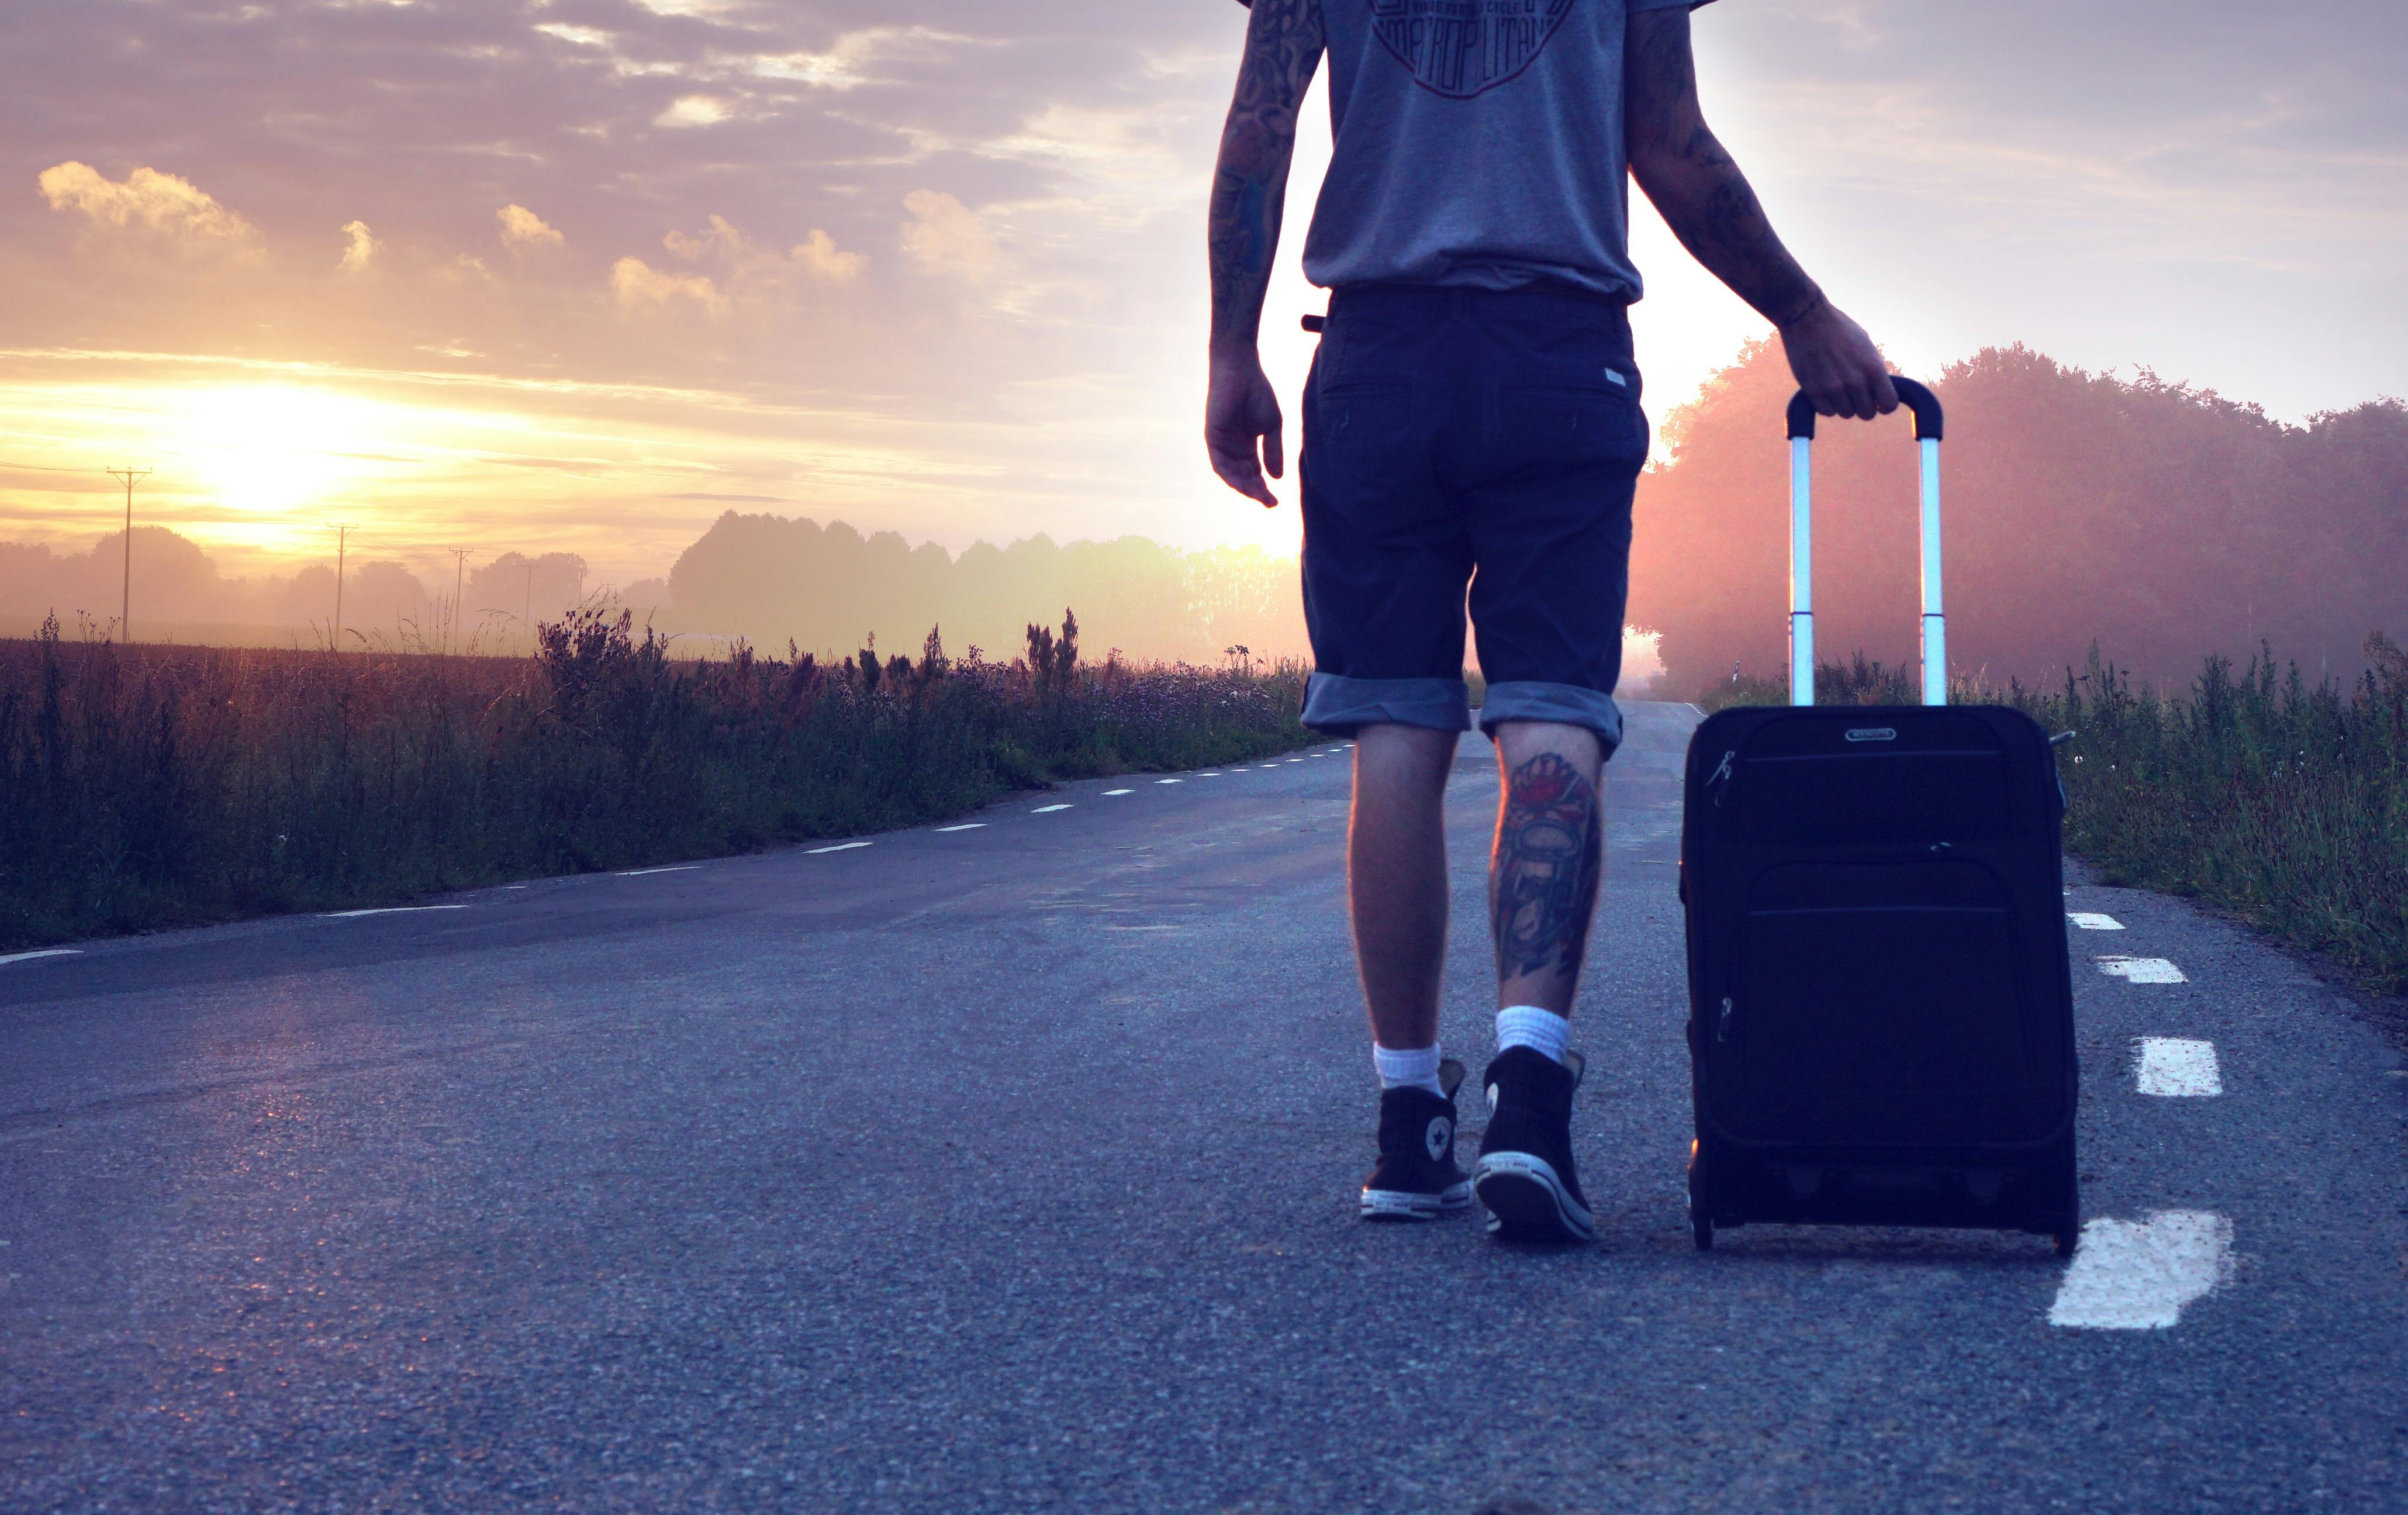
left=2023, top=639, right=2408, bottom=996
left=1695, top=641, right=2408, bottom=996
left=0, top=609, right=1312, bottom=950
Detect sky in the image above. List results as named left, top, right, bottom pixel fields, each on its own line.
left=2, top=0, right=2402, bottom=590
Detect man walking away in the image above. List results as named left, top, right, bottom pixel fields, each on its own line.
left=1205, top=0, right=1896, bottom=1241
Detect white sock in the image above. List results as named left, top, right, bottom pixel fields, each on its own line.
left=1495, top=1005, right=1570, bottom=1065
left=1372, top=1041, right=1444, bottom=1096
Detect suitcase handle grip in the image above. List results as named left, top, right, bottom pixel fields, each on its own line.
left=1785, top=378, right=1943, bottom=441
left=1781, top=378, right=1947, bottom=706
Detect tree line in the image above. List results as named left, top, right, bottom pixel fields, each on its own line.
left=1630, top=340, right=2408, bottom=697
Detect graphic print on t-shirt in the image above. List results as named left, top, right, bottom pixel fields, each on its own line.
left=1369, top=0, right=1577, bottom=99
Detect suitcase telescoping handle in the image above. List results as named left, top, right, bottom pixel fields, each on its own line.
left=1782, top=379, right=1947, bottom=706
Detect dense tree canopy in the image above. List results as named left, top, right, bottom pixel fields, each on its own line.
left=1630, top=342, right=2408, bottom=697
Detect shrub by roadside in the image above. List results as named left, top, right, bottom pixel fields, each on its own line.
left=0, top=609, right=1312, bottom=950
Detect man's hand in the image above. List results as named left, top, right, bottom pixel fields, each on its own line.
left=1205, top=0, right=1319, bottom=505
left=1207, top=349, right=1284, bottom=508
left=1779, top=296, right=1898, bottom=422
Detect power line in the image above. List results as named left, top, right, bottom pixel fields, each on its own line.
left=447, top=547, right=470, bottom=656
left=331, top=523, right=356, bottom=652
left=0, top=458, right=106, bottom=474
left=106, top=467, right=151, bottom=642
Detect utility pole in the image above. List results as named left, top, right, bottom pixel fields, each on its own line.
left=446, top=548, right=470, bottom=655
left=105, top=467, right=150, bottom=642
left=521, top=560, right=535, bottom=655
left=332, top=523, right=355, bottom=651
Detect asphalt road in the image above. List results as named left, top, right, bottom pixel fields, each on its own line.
left=5, top=700, right=2406, bottom=1514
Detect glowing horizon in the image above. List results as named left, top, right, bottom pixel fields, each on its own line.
left=3, top=3, right=2400, bottom=590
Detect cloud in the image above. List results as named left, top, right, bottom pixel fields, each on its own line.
left=610, top=256, right=726, bottom=314
left=658, top=215, right=865, bottom=288
left=751, top=26, right=982, bottom=90
left=901, top=190, right=999, bottom=280
left=37, top=161, right=257, bottom=246
left=498, top=204, right=564, bottom=250
left=794, top=229, right=866, bottom=282
left=337, top=220, right=378, bottom=273
left=656, top=95, right=733, bottom=129
left=663, top=213, right=744, bottom=263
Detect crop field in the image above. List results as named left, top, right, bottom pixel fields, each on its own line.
left=0, top=609, right=1311, bottom=950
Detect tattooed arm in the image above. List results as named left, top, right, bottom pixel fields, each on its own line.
left=1625, top=8, right=1896, bottom=421
left=1206, top=0, right=1324, bottom=507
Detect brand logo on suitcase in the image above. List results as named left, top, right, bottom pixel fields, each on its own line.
left=1844, top=727, right=1898, bottom=743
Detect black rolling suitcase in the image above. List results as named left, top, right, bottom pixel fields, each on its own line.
left=1680, top=380, right=2080, bottom=1254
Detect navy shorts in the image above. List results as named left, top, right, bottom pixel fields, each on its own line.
left=1298, top=283, right=1646, bottom=755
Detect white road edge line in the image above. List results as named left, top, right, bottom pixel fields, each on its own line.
left=2068, top=912, right=2124, bottom=930
left=2135, top=1037, right=2222, bottom=1096
left=321, top=905, right=469, bottom=919
left=807, top=841, right=873, bottom=854
left=2049, top=1210, right=2234, bottom=1329
left=2097, top=956, right=2188, bottom=983
left=0, top=948, right=82, bottom=967
left=934, top=824, right=986, bottom=833
left=616, top=865, right=699, bottom=876
left=1032, top=804, right=1073, bottom=813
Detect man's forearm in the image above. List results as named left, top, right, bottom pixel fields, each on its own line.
left=1208, top=0, right=1321, bottom=355
left=1636, top=130, right=1825, bottom=327
left=1625, top=13, right=1822, bottom=327
left=1209, top=143, right=1290, bottom=355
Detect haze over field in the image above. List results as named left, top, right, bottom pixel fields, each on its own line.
left=2, top=0, right=2403, bottom=613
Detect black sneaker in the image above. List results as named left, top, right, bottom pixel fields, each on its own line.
left=1474, top=1046, right=1595, bottom=1243
left=1359, top=1057, right=1473, bottom=1221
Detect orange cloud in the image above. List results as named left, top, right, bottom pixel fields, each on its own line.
left=337, top=220, right=378, bottom=272
left=498, top=203, right=564, bottom=250
left=37, top=161, right=257, bottom=246
left=900, top=189, right=997, bottom=279
left=610, top=256, right=725, bottom=313
left=794, top=227, right=866, bottom=282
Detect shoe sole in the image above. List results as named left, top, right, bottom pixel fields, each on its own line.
left=1474, top=1152, right=1595, bottom=1243
left=1360, top=1180, right=1473, bottom=1222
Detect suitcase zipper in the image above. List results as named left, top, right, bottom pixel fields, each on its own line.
left=1716, top=995, right=1735, bottom=1042
left=1707, top=749, right=1736, bottom=806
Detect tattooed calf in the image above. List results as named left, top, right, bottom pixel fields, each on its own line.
left=1490, top=752, right=1603, bottom=983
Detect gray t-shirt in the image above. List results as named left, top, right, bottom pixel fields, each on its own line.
left=1301, top=0, right=1711, bottom=301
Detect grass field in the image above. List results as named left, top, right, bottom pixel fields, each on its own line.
left=1699, top=641, right=2408, bottom=998
left=0, top=609, right=1312, bottom=951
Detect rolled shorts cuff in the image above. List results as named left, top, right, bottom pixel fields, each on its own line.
left=1476, top=681, right=1625, bottom=755
left=1301, top=673, right=1472, bottom=737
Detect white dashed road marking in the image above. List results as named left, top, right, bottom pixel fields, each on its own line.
left=807, top=841, right=873, bottom=854
left=2049, top=1211, right=2235, bottom=1329
left=1104, top=789, right=1133, bottom=796
left=0, top=949, right=82, bottom=967
left=1032, top=804, right=1073, bottom=813
left=2068, top=912, right=2124, bottom=930
left=2097, top=956, right=2188, bottom=983
left=321, top=905, right=469, bottom=919
left=2135, top=1038, right=2223, bottom=1096
left=1198, top=772, right=1223, bottom=777
left=933, top=824, right=986, bottom=833
left=1155, top=779, right=1183, bottom=786
left=617, top=865, right=698, bottom=877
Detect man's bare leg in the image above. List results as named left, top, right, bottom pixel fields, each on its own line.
left=1349, top=722, right=1473, bottom=1220
left=1488, top=720, right=1606, bottom=1019
left=1473, top=718, right=1605, bottom=1242
left=1348, top=723, right=1458, bottom=1053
